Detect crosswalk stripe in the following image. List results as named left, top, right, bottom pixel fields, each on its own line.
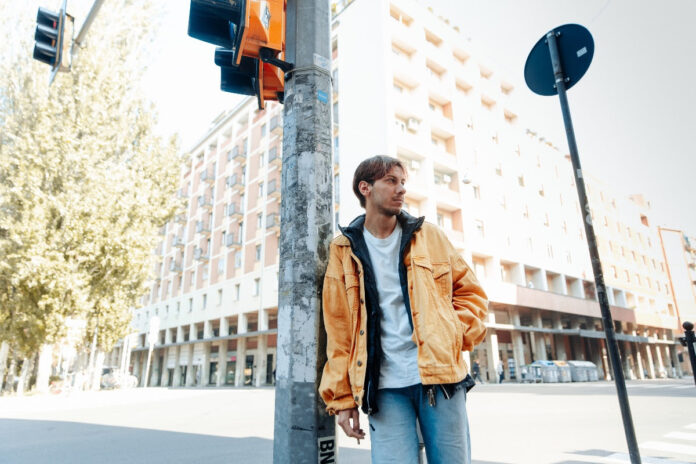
left=640, top=441, right=696, bottom=456
left=674, top=385, right=693, bottom=389
left=605, top=452, right=692, bottom=464
left=665, top=432, right=696, bottom=441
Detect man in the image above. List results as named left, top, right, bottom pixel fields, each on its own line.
left=319, top=155, right=488, bottom=463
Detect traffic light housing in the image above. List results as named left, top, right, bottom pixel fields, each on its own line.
left=33, top=7, right=64, bottom=67
left=33, top=5, right=73, bottom=72
left=188, top=0, right=291, bottom=109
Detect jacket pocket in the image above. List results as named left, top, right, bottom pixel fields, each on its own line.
left=432, top=262, right=452, bottom=301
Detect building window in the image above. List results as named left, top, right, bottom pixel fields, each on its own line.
left=436, top=213, right=444, bottom=228
left=218, top=257, right=225, bottom=276
left=495, top=163, right=502, bottom=176
left=611, top=266, right=617, bottom=278
left=547, top=244, right=554, bottom=259
left=473, top=185, right=480, bottom=199
left=474, top=220, right=484, bottom=238
left=261, top=123, right=267, bottom=137
left=518, top=175, right=525, bottom=187
left=188, top=298, right=193, bottom=312
left=256, top=244, right=262, bottom=261
left=202, top=294, right=207, bottom=310
left=257, top=213, right=263, bottom=229
left=253, top=278, right=260, bottom=296
left=235, top=251, right=242, bottom=268
left=176, top=302, right=180, bottom=314
left=235, top=284, right=241, bottom=300
left=217, top=289, right=223, bottom=305
left=259, top=182, right=264, bottom=197
left=624, top=270, right=630, bottom=282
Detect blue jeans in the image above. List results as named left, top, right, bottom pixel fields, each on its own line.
left=368, top=383, right=471, bottom=464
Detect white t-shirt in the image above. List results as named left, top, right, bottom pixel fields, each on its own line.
left=363, top=222, right=421, bottom=388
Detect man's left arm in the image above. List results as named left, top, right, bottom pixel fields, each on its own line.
left=450, top=252, right=488, bottom=351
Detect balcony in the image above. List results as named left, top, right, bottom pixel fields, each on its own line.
left=391, top=53, right=419, bottom=88
left=226, top=174, right=244, bottom=193
left=267, top=213, right=280, bottom=232
left=229, top=146, right=247, bottom=165
left=267, top=179, right=281, bottom=200
left=430, top=111, right=455, bottom=138
left=270, top=115, right=282, bottom=135
left=199, top=169, right=214, bottom=184
left=174, top=213, right=187, bottom=224
left=226, top=202, right=243, bottom=219
left=268, top=146, right=281, bottom=167
left=170, top=261, right=183, bottom=273
left=225, top=234, right=242, bottom=249
left=195, top=221, right=211, bottom=235
left=172, top=236, right=185, bottom=248
left=194, top=247, right=209, bottom=262
left=197, top=196, right=213, bottom=210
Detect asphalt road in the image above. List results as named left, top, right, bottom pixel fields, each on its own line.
left=0, top=379, right=694, bottom=464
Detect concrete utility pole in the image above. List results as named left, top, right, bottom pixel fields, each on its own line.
left=272, top=0, right=336, bottom=462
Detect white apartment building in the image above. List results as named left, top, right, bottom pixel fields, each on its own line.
left=110, top=0, right=685, bottom=387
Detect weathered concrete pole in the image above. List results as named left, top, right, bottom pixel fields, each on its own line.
left=272, top=0, right=335, bottom=462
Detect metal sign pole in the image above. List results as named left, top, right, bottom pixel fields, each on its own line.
left=545, top=29, right=642, bottom=464
left=272, top=0, right=336, bottom=462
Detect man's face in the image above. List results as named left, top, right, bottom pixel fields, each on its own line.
left=363, top=165, right=407, bottom=216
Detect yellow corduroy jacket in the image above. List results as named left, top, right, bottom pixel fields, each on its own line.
left=319, top=221, right=489, bottom=415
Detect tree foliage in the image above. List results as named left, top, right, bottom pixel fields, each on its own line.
left=0, top=0, right=184, bottom=356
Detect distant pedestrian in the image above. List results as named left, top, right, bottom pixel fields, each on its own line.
left=497, top=361, right=504, bottom=384
left=472, top=361, right=483, bottom=383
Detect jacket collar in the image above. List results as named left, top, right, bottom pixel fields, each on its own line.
left=337, top=210, right=425, bottom=247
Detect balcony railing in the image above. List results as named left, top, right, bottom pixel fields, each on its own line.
left=225, top=234, right=242, bottom=248
left=227, top=174, right=244, bottom=192
left=194, top=247, right=209, bottom=261
left=198, top=196, right=213, bottom=209
left=267, top=213, right=280, bottom=231
left=268, top=146, right=281, bottom=166
left=229, top=146, right=247, bottom=164
left=195, top=221, right=211, bottom=235
left=200, top=169, right=214, bottom=184
left=226, top=203, right=243, bottom=218
left=270, top=115, right=282, bottom=134
left=267, top=179, right=280, bottom=199
left=169, top=261, right=183, bottom=273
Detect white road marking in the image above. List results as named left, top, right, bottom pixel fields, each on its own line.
left=674, top=385, right=694, bottom=389
left=665, top=432, right=696, bottom=441
left=605, top=452, right=692, bottom=464
left=686, top=424, right=696, bottom=430
left=640, top=441, right=696, bottom=456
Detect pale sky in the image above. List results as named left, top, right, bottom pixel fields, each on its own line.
left=144, top=0, right=696, bottom=235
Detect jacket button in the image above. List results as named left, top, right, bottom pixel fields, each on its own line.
left=357, top=361, right=363, bottom=366
left=359, top=330, right=364, bottom=335
left=360, top=298, right=364, bottom=304
left=354, top=395, right=359, bottom=402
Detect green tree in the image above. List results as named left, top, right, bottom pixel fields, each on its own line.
left=0, top=0, right=184, bottom=362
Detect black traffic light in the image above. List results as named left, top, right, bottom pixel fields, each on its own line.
left=187, top=0, right=291, bottom=110
left=33, top=7, right=65, bottom=68
left=188, top=0, right=246, bottom=64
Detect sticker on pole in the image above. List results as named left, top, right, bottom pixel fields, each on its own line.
left=318, top=435, right=336, bottom=463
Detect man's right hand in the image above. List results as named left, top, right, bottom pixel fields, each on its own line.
left=337, top=407, right=366, bottom=444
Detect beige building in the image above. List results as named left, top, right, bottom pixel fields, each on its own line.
left=110, top=0, right=685, bottom=386
left=658, top=227, right=696, bottom=374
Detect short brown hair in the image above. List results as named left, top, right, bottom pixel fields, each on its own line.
left=352, top=155, right=406, bottom=208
